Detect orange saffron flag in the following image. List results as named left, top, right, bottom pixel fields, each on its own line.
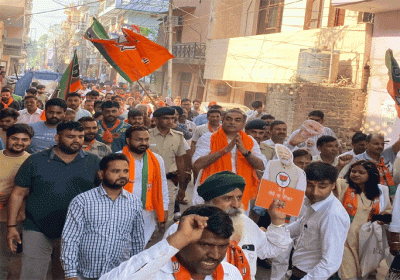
left=85, top=18, right=174, bottom=83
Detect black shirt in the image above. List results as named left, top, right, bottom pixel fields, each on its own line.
left=15, top=147, right=100, bottom=239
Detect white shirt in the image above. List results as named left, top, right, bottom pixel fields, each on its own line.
left=287, top=126, right=336, bottom=156
left=74, top=108, right=92, bottom=121
left=312, top=154, right=339, bottom=167
left=184, top=119, right=196, bottom=133
left=192, top=132, right=267, bottom=205
left=263, top=139, right=287, bottom=148
left=79, top=88, right=91, bottom=96
left=165, top=215, right=292, bottom=280
left=339, top=149, right=355, bottom=158
left=17, top=108, right=43, bottom=124
left=288, top=193, right=350, bottom=279
left=192, top=124, right=214, bottom=143
left=246, top=110, right=266, bottom=122
left=99, top=239, right=242, bottom=280
left=131, top=153, right=169, bottom=244
left=389, top=186, right=400, bottom=233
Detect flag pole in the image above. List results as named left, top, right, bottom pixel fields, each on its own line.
left=137, top=80, right=158, bottom=109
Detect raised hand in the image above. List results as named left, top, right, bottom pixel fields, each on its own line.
left=338, top=154, right=353, bottom=165
left=167, top=214, right=209, bottom=250
left=267, top=198, right=287, bottom=226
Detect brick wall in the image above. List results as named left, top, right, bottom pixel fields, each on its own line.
left=265, top=84, right=366, bottom=152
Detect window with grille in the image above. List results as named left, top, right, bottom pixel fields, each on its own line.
left=257, top=0, right=284, bottom=35
left=334, top=8, right=345, bottom=26
left=358, top=12, right=374, bottom=23
left=180, top=72, right=192, bottom=82
left=304, top=0, right=323, bottom=30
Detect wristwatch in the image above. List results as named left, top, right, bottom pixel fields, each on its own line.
left=243, top=150, right=251, bottom=158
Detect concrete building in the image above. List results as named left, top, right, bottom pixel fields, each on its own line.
left=73, top=0, right=101, bottom=79
left=156, top=0, right=210, bottom=100
left=201, top=0, right=374, bottom=149
left=0, top=0, right=32, bottom=74
left=332, top=0, right=400, bottom=145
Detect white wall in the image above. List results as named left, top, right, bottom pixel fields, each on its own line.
left=364, top=10, right=400, bottom=145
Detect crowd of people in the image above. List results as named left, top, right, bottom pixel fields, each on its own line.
left=0, top=79, right=399, bottom=280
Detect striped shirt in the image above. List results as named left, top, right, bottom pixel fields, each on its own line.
left=61, top=185, right=145, bottom=278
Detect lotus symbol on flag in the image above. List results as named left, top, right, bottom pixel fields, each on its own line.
left=279, top=174, right=288, bottom=182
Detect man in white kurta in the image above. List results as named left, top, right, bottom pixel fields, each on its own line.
left=119, top=126, right=169, bottom=245
left=165, top=171, right=292, bottom=280
left=192, top=110, right=267, bottom=207
left=100, top=208, right=242, bottom=280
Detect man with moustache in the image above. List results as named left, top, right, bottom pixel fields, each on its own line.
left=17, top=96, right=43, bottom=124
left=149, top=107, right=187, bottom=221
left=61, top=153, right=145, bottom=280
left=0, top=124, right=33, bottom=279
left=262, top=120, right=288, bottom=147
left=245, top=119, right=276, bottom=162
left=96, top=101, right=130, bottom=153
left=1, top=87, right=20, bottom=110
left=127, top=109, right=144, bottom=126
left=193, top=109, right=266, bottom=211
left=29, top=98, right=67, bottom=153
left=100, top=205, right=242, bottom=280
left=79, top=116, right=112, bottom=159
left=7, top=121, right=101, bottom=280
left=190, top=109, right=222, bottom=155
left=165, top=171, right=292, bottom=280
left=66, top=92, right=92, bottom=121
left=120, top=126, right=168, bottom=245
left=349, top=133, right=400, bottom=197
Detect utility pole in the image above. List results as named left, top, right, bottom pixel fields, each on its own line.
left=167, top=0, right=173, bottom=97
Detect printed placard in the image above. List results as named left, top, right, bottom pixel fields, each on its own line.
left=255, top=179, right=305, bottom=217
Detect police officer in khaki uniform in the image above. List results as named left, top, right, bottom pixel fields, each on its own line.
left=149, top=107, right=188, bottom=223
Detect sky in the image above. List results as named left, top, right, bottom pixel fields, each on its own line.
left=29, top=0, right=73, bottom=41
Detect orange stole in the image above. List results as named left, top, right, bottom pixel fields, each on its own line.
left=342, top=186, right=380, bottom=223
left=122, top=146, right=165, bottom=222
left=200, top=128, right=260, bottom=210
left=226, top=240, right=251, bottom=280
left=1, top=98, right=13, bottom=108
left=171, top=255, right=224, bottom=280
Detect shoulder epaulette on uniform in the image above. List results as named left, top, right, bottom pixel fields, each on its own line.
left=171, top=129, right=184, bottom=136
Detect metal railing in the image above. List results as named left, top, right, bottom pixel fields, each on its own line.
left=172, top=43, right=206, bottom=59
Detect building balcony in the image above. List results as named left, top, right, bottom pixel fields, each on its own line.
left=0, top=0, right=24, bottom=24
left=332, top=0, right=400, bottom=13
left=172, top=42, right=206, bottom=65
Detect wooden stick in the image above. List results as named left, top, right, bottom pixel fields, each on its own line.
left=137, top=80, right=158, bottom=109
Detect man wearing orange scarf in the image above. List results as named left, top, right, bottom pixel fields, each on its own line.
left=164, top=171, right=292, bottom=280
left=96, top=101, right=130, bottom=152
left=121, top=125, right=168, bottom=245
left=1, top=87, right=20, bottom=111
left=192, top=109, right=267, bottom=211
left=99, top=206, right=242, bottom=280
left=344, top=134, right=400, bottom=197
